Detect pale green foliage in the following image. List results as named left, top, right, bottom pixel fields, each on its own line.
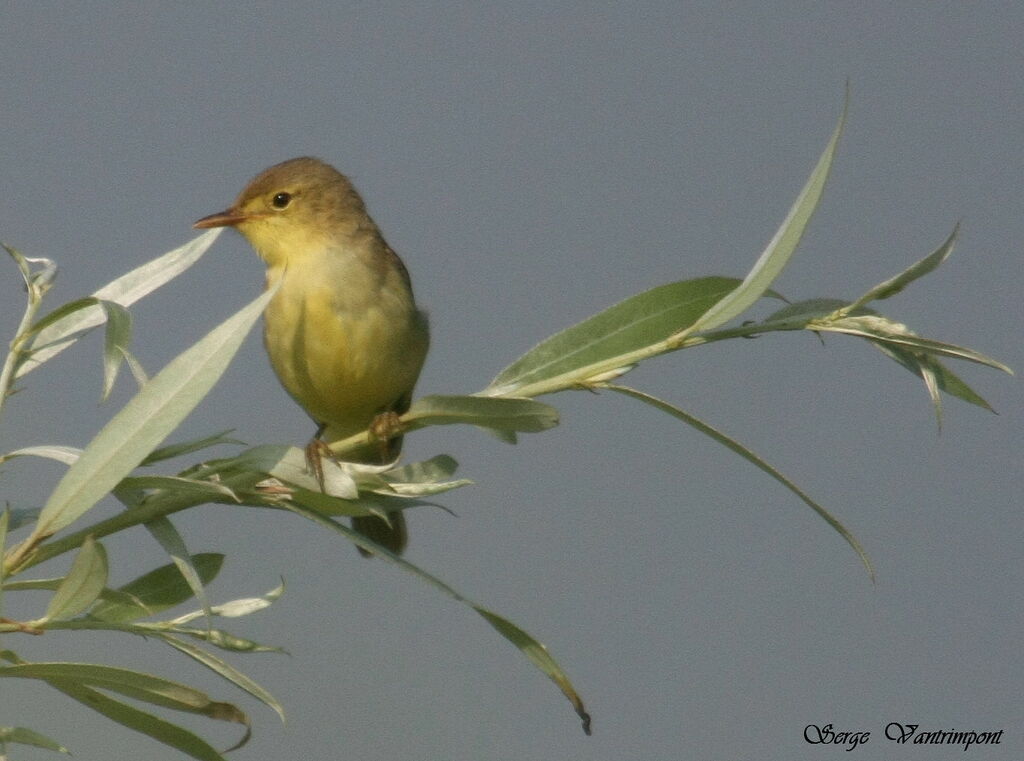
left=0, top=98, right=1011, bottom=759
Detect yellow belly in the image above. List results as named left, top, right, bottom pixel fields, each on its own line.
left=262, top=261, right=428, bottom=442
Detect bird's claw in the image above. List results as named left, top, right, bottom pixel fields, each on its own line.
left=304, top=437, right=335, bottom=492
left=369, top=410, right=404, bottom=461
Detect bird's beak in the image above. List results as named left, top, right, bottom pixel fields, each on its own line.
left=193, top=208, right=252, bottom=229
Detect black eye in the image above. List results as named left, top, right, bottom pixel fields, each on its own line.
left=271, top=192, right=292, bottom=209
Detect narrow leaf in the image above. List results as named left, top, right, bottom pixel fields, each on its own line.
left=0, top=445, right=82, bottom=466
left=604, top=384, right=874, bottom=580
left=202, top=444, right=359, bottom=499
left=268, top=483, right=418, bottom=519
left=161, top=635, right=286, bottom=723
left=121, top=346, right=150, bottom=387
left=100, top=301, right=134, bottom=400
left=171, top=581, right=284, bottom=623
left=760, top=298, right=850, bottom=329
left=376, top=455, right=472, bottom=496
left=3, top=246, right=56, bottom=298
left=487, top=277, right=741, bottom=395
left=403, top=395, right=559, bottom=434
left=118, top=475, right=238, bottom=501
left=89, top=553, right=224, bottom=623
left=23, top=296, right=105, bottom=338
left=2, top=662, right=248, bottom=721
left=0, top=509, right=8, bottom=606
left=848, top=224, right=958, bottom=311
left=30, top=286, right=275, bottom=539
left=141, top=430, right=243, bottom=466
left=143, top=517, right=216, bottom=622
left=919, top=357, right=944, bottom=428
left=475, top=607, right=591, bottom=735
left=1, top=580, right=147, bottom=619
left=1, top=507, right=41, bottom=532
left=166, top=625, right=282, bottom=654
left=815, top=315, right=1013, bottom=374
left=15, top=231, right=220, bottom=378
left=872, top=342, right=996, bottom=413
left=279, top=501, right=590, bottom=731
left=42, top=536, right=108, bottom=621
left=383, top=454, right=460, bottom=484
left=44, top=679, right=232, bottom=761
left=0, top=726, right=69, bottom=754
left=682, top=93, right=847, bottom=336
left=379, top=477, right=473, bottom=498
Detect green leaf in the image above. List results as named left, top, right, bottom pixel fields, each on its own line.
left=89, top=554, right=224, bottom=623
left=679, top=92, right=847, bottom=336
left=117, top=475, right=239, bottom=502
left=29, top=285, right=276, bottom=540
left=383, top=454, right=460, bottom=484
left=603, top=384, right=874, bottom=580
left=2, top=580, right=145, bottom=621
left=475, top=607, right=591, bottom=734
left=814, top=315, right=1013, bottom=374
left=4, top=245, right=57, bottom=299
left=0, top=507, right=41, bottom=533
left=871, top=342, right=997, bottom=414
left=140, top=430, right=243, bottom=466
left=23, top=296, right=106, bottom=338
left=378, top=476, right=473, bottom=499
left=751, top=297, right=1005, bottom=415
left=279, top=501, right=590, bottom=732
left=0, top=508, right=7, bottom=611
left=42, top=536, right=108, bottom=621
left=165, top=625, right=283, bottom=654
left=201, top=443, right=361, bottom=499
left=161, top=635, right=286, bottom=723
left=282, top=487, right=410, bottom=523
left=760, top=298, right=850, bottom=329
left=44, top=679, right=234, bottom=761
left=170, top=580, right=284, bottom=624
left=403, top=395, right=559, bottom=434
left=15, top=232, right=220, bottom=378
left=486, top=277, right=741, bottom=396
left=871, top=344, right=945, bottom=427
left=376, top=454, right=471, bottom=497
left=2, top=577, right=66, bottom=592
left=379, top=455, right=473, bottom=498
left=0, top=445, right=83, bottom=466
left=2, top=662, right=249, bottom=726
left=848, top=224, right=959, bottom=311
left=100, top=301, right=136, bottom=400
left=0, top=726, right=70, bottom=754
left=142, top=517, right=217, bottom=622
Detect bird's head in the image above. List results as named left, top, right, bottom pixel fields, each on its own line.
left=194, top=156, right=368, bottom=267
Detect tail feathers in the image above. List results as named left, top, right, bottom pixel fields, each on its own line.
left=352, top=512, right=408, bottom=557
left=325, top=417, right=410, bottom=557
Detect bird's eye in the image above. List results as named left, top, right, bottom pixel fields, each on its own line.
left=271, top=192, right=292, bottom=209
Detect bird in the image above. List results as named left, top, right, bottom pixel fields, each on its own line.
left=194, top=157, right=430, bottom=556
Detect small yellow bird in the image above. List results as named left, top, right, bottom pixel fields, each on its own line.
left=194, top=157, right=430, bottom=555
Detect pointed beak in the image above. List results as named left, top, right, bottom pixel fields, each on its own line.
left=193, top=208, right=251, bottom=229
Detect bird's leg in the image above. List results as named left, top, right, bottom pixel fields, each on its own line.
left=368, top=410, right=404, bottom=462
left=304, top=423, right=334, bottom=492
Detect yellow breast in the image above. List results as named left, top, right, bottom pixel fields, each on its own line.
left=261, top=252, right=428, bottom=442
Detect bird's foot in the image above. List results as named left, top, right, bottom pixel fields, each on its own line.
left=368, top=410, right=404, bottom=461
left=304, top=437, right=335, bottom=492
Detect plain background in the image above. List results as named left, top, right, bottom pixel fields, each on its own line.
left=1, top=4, right=1020, bottom=760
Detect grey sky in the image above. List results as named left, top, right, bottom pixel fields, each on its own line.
left=1, top=4, right=1021, bottom=760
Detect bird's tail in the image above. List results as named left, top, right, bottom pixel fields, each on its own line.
left=349, top=428, right=408, bottom=557
left=352, top=512, right=408, bottom=557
